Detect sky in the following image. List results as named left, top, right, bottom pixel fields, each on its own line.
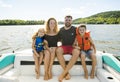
left=0, top=0, right=120, bottom=21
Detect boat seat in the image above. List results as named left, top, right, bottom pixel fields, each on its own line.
left=13, top=49, right=103, bottom=76
left=1, top=49, right=120, bottom=82
left=0, top=53, right=15, bottom=75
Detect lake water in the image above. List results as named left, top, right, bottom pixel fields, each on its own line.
left=0, top=25, right=120, bottom=55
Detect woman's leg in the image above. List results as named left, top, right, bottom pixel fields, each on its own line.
left=48, top=47, right=56, bottom=79
left=44, top=50, right=50, bottom=80
left=33, top=54, right=39, bottom=79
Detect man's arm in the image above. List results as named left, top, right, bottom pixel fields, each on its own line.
left=73, top=38, right=81, bottom=50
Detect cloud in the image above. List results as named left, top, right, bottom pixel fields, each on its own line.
left=0, top=0, right=12, bottom=8
left=62, top=8, right=72, bottom=15
left=86, top=2, right=97, bottom=6
left=62, top=7, right=86, bottom=16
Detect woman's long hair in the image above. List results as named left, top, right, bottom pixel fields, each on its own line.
left=45, top=18, right=58, bottom=34
left=32, top=31, right=38, bottom=40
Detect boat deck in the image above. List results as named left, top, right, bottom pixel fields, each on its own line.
left=19, top=75, right=100, bottom=82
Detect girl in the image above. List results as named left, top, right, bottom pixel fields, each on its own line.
left=44, top=18, right=59, bottom=80
left=32, top=28, right=48, bottom=79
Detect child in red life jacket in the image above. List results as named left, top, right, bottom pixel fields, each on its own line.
left=74, top=24, right=96, bottom=79
left=32, top=28, right=48, bottom=79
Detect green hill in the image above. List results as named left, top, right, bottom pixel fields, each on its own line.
left=73, top=11, right=120, bottom=24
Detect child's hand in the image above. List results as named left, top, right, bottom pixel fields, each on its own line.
left=49, top=47, right=54, bottom=53
left=94, top=50, right=96, bottom=54
left=74, top=46, right=81, bottom=50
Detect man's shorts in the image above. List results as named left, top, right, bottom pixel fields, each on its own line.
left=81, top=49, right=93, bottom=58
left=60, top=46, right=73, bottom=54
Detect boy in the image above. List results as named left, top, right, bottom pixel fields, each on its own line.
left=75, top=24, right=96, bottom=79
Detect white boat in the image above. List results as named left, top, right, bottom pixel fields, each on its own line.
left=0, top=49, right=120, bottom=82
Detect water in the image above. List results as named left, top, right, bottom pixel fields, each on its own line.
left=0, top=25, right=120, bottom=55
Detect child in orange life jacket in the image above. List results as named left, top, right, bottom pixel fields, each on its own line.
left=32, top=28, right=48, bottom=79
left=74, top=24, right=96, bottom=79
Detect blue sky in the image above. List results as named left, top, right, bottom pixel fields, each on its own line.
left=0, top=0, right=120, bottom=21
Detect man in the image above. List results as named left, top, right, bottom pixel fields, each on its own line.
left=56, top=15, right=80, bottom=82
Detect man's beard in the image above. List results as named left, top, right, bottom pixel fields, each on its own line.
left=65, top=22, right=71, bottom=28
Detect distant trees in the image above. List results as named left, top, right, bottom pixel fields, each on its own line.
left=0, top=20, right=45, bottom=25
left=0, top=11, right=120, bottom=25
left=73, top=11, right=120, bottom=24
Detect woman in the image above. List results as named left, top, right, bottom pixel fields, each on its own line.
left=44, top=18, right=59, bottom=80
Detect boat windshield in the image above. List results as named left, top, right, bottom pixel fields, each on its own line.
left=114, top=55, right=120, bottom=61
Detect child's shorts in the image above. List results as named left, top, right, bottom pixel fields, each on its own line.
left=81, top=49, right=93, bottom=58
left=32, top=50, right=43, bottom=54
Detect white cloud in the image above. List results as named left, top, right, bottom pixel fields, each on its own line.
left=1, top=4, right=12, bottom=8
left=62, top=7, right=86, bottom=16
left=86, top=2, right=97, bottom=6
left=0, top=0, right=12, bottom=8
left=62, top=8, right=72, bottom=15
left=73, top=7, right=86, bottom=14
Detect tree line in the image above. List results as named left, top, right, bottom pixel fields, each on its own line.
left=0, top=20, right=45, bottom=25
left=0, top=11, right=120, bottom=25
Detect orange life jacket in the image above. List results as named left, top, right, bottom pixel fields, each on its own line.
left=76, top=28, right=91, bottom=51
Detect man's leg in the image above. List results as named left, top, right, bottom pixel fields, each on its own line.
left=56, top=47, right=70, bottom=80
left=81, top=53, right=88, bottom=79
left=90, top=53, right=96, bottom=79
left=58, top=49, right=80, bottom=81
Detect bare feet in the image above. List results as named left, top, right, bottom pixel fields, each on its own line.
left=44, top=73, right=49, bottom=80
left=59, top=79, right=62, bottom=82
left=36, top=74, right=40, bottom=79
left=90, top=73, right=94, bottom=79
left=48, top=70, right=52, bottom=79
left=84, top=71, right=88, bottom=79
left=58, top=74, right=64, bottom=82
left=35, top=68, right=40, bottom=79
left=65, top=73, right=71, bottom=80
left=90, top=70, right=95, bottom=79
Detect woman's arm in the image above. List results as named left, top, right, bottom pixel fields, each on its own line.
left=44, top=40, right=51, bottom=52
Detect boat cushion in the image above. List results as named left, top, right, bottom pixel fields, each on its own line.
left=103, top=64, right=120, bottom=81
left=0, top=64, right=14, bottom=75
left=97, top=68, right=119, bottom=82
left=0, top=76, right=19, bottom=82
left=102, top=53, right=120, bottom=73
left=0, top=54, right=15, bottom=70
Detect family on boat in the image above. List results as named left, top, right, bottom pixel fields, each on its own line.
left=32, top=15, right=96, bottom=82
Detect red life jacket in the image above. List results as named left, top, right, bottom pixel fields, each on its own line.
left=76, top=28, right=91, bottom=51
